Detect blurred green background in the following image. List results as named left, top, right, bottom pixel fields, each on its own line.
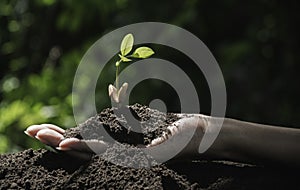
left=1, top=0, right=300, bottom=153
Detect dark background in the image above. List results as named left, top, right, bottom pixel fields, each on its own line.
left=1, top=0, right=299, bottom=153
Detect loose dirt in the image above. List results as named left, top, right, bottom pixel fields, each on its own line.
left=0, top=104, right=298, bottom=189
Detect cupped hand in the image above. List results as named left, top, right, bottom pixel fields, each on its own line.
left=145, top=114, right=210, bottom=161
left=24, top=124, right=108, bottom=160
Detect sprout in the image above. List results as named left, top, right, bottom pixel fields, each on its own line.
left=108, top=33, right=155, bottom=106
left=108, top=82, right=128, bottom=104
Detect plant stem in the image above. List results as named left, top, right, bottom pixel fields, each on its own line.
left=115, top=62, right=120, bottom=90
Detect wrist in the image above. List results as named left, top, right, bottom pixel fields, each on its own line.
left=198, top=116, right=235, bottom=161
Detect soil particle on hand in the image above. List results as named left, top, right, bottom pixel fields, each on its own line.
left=0, top=104, right=299, bottom=189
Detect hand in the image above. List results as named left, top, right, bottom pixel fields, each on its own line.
left=24, top=124, right=108, bottom=160
left=145, top=114, right=211, bottom=162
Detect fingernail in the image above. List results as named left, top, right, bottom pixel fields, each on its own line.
left=149, top=137, right=163, bottom=147
left=56, top=147, right=71, bottom=151
left=24, top=130, right=33, bottom=138
left=25, top=124, right=43, bottom=137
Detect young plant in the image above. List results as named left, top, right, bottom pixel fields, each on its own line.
left=108, top=33, right=155, bottom=105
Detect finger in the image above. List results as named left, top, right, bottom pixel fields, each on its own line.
left=147, top=123, right=180, bottom=147
left=58, top=138, right=108, bottom=154
left=35, top=128, right=65, bottom=147
left=58, top=138, right=90, bottom=152
left=83, top=139, right=108, bottom=154
left=147, top=116, right=202, bottom=147
left=146, top=116, right=207, bottom=162
left=25, top=124, right=65, bottom=138
left=147, top=136, right=165, bottom=147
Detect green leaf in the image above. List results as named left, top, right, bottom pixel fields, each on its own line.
left=118, top=54, right=132, bottom=62
left=131, top=47, right=155, bottom=58
left=120, top=33, right=134, bottom=56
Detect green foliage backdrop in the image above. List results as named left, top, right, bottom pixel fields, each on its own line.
left=1, top=0, right=300, bottom=153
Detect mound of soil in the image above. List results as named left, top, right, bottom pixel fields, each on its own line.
left=0, top=104, right=299, bottom=189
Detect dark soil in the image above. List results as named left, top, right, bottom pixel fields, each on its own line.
left=0, top=104, right=299, bottom=189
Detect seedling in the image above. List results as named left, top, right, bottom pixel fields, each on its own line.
left=108, top=33, right=155, bottom=105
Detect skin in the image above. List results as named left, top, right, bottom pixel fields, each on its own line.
left=25, top=115, right=300, bottom=167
